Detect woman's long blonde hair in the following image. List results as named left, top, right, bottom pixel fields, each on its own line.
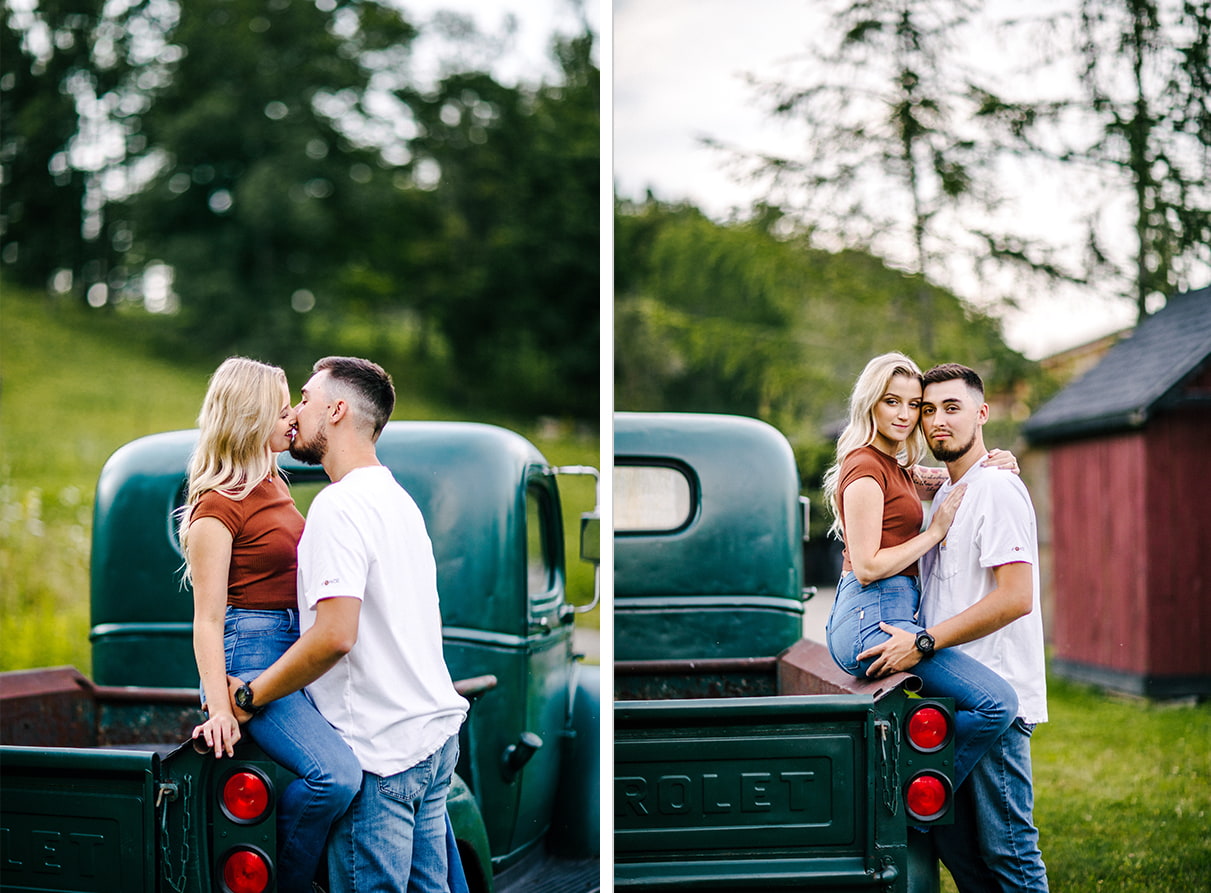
left=179, top=357, right=287, bottom=583
left=821, top=352, right=927, bottom=540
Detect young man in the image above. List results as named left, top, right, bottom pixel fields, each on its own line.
left=229, top=356, right=468, bottom=893
left=858, top=363, right=1049, bottom=892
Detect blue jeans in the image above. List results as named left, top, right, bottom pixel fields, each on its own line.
left=825, top=573, right=1019, bottom=788
left=932, top=719, right=1049, bottom=891
left=220, top=608, right=363, bottom=893
left=328, top=734, right=460, bottom=893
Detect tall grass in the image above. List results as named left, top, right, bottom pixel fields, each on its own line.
left=1, top=293, right=208, bottom=672
left=0, top=289, right=599, bottom=673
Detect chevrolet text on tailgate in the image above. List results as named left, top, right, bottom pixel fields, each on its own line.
left=0, top=421, right=601, bottom=893
left=613, top=413, right=955, bottom=893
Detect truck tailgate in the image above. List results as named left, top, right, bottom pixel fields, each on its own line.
left=615, top=695, right=896, bottom=889
left=0, top=746, right=160, bottom=892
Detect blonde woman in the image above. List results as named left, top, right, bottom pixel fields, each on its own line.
left=822, top=352, right=1018, bottom=789
left=181, top=357, right=361, bottom=893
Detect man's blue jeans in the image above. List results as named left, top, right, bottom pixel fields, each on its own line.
left=933, top=718, right=1049, bottom=891
left=221, top=608, right=363, bottom=893
left=328, top=733, right=461, bottom=893
left=826, top=573, right=1018, bottom=788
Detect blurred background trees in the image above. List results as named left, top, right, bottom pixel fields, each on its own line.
left=614, top=195, right=1040, bottom=542
left=2, top=0, right=599, bottom=420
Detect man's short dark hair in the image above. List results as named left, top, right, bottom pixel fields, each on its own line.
left=922, top=363, right=985, bottom=398
left=314, top=356, right=395, bottom=438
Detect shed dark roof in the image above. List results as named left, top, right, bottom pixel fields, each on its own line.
left=1022, top=286, right=1211, bottom=444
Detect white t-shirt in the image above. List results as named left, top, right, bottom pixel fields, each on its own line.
left=921, top=463, right=1048, bottom=724
left=297, top=465, right=468, bottom=776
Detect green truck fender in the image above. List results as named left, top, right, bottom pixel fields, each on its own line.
left=547, top=663, right=601, bottom=858
left=448, top=774, right=493, bottom=893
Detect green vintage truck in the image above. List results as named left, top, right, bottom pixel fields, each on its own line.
left=0, top=422, right=600, bottom=893
left=613, top=412, right=955, bottom=893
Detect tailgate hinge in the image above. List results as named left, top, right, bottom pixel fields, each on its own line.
left=875, top=719, right=900, bottom=816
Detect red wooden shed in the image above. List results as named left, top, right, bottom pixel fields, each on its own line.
left=1022, top=286, right=1211, bottom=698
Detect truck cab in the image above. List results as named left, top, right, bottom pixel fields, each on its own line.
left=613, top=412, right=955, bottom=893
left=2, top=421, right=600, bottom=893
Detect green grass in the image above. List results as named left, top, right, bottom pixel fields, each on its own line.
left=941, top=674, right=1211, bottom=892
left=0, top=287, right=599, bottom=673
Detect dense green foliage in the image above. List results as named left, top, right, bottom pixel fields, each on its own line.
left=396, top=32, right=599, bottom=412
left=0, top=287, right=598, bottom=673
left=2, top=2, right=599, bottom=418
left=615, top=196, right=1047, bottom=535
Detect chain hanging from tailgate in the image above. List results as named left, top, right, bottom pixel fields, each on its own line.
left=158, top=774, right=193, bottom=893
left=876, top=719, right=900, bottom=816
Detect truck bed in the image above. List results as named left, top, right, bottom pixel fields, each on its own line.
left=613, top=640, right=940, bottom=893
left=0, top=666, right=201, bottom=749
left=614, top=638, right=922, bottom=703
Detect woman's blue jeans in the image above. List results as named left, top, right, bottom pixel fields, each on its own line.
left=825, top=573, right=1018, bottom=788
left=218, top=607, right=363, bottom=893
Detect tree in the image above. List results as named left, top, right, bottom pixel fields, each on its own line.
left=614, top=195, right=1035, bottom=449
left=2, top=0, right=104, bottom=295
left=1073, top=0, right=1211, bottom=319
left=722, top=0, right=1061, bottom=353
left=119, top=0, right=420, bottom=358
left=396, top=29, right=600, bottom=417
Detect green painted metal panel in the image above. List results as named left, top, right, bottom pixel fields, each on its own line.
left=616, top=696, right=874, bottom=858
left=0, top=747, right=159, bottom=892
left=613, top=599, right=804, bottom=661
left=614, top=413, right=804, bottom=600
left=614, top=413, right=805, bottom=660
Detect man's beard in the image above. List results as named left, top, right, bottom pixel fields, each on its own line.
left=289, top=426, right=328, bottom=465
left=929, top=430, right=977, bottom=464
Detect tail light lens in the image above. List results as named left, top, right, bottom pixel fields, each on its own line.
left=221, top=847, right=272, bottom=893
left=221, top=769, right=272, bottom=824
left=906, top=703, right=951, bottom=753
left=905, top=771, right=951, bottom=822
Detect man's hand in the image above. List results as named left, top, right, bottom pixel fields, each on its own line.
left=857, top=623, right=923, bottom=678
left=228, top=674, right=255, bottom=724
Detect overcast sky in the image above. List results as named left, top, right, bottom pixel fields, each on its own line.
left=399, top=0, right=598, bottom=85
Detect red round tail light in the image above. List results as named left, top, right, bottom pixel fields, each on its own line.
left=905, top=772, right=950, bottom=822
left=221, top=847, right=271, bottom=893
left=906, top=704, right=951, bottom=753
left=221, top=769, right=271, bottom=823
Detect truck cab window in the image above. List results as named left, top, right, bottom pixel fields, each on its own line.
left=527, top=483, right=555, bottom=597
left=614, top=464, right=694, bottom=533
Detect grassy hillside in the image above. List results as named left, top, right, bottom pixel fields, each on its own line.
left=0, top=289, right=599, bottom=672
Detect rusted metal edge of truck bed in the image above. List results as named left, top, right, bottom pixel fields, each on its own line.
left=0, top=666, right=499, bottom=749
left=777, top=638, right=922, bottom=701
left=0, top=666, right=498, bottom=700
left=614, top=638, right=921, bottom=704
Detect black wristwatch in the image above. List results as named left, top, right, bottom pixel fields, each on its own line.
left=914, top=631, right=937, bottom=657
left=234, top=680, right=261, bottom=715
